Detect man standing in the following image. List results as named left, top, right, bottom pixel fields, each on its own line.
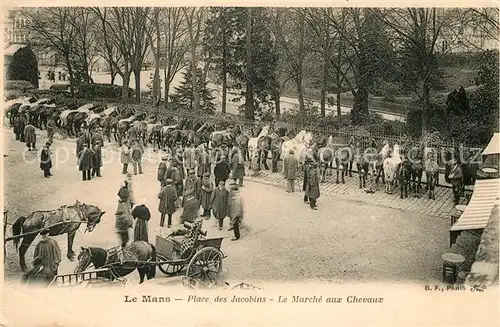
left=283, top=149, right=298, bottom=193
left=200, top=172, right=214, bottom=218
left=76, top=132, right=85, bottom=158
left=40, top=142, right=52, bottom=178
left=448, top=157, right=464, bottom=205
left=184, top=169, right=201, bottom=205
left=46, top=117, right=56, bottom=144
left=230, top=147, right=245, bottom=187
left=91, top=140, right=103, bottom=178
left=24, top=120, right=37, bottom=151
left=169, top=160, right=183, bottom=206
left=33, top=229, right=61, bottom=276
left=115, top=184, right=133, bottom=262
left=183, top=142, right=196, bottom=177
left=211, top=180, right=230, bottom=230
left=131, top=199, right=151, bottom=242
left=91, top=127, right=104, bottom=147
left=174, top=148, right=185, bottom=181
left=180, top=189, right=201, bottom=224
left=121, top=140, right=131, bottom=174
left=214, top=155, right=231, bottom=186
left=158, top=179, right=178, bottom=228
left=302, top=158, right=312, bottom=203
left=197, top=146, right=211, bottom=178
left=131, top=141, right=144, bottom=175
left=157, top=155, right=169, bottom=187
left=78, top=143, right=93, bottom=181
left=305, top=162, right=320, bottom=210
left=228, top=184, right=243, bottom=241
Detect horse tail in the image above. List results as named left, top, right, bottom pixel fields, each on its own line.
left=12, top=216, right=27, bottom=250
left=149, top=244, right=157, bottom=278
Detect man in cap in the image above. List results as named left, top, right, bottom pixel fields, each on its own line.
left=33, top=229, right=61, bottom=276
left=78, top=143, right=93, bottom=181
left=132, top=198, right=151, bottom=242
left=158, top=179, right=178, bottom=228
left=174, top=147, right=185, bottom=180
left=183, top=142, right=196, bottom=176
left=40, top=142, right=52, bottom=178
left=24, top=120, right=37, bottom=151
left=302, top=157, right=313, bottom=203
left=91, top=140, right=103, bottom=178
left=180, top=188, right=200, bottom=224
left=131, top=140, right=144, bottom=175
left=200, top=172, right=214, bottom=218
left=228, top=184, right=243, bottom=241
left=184, top=169, right=201, bottom=206
left=305, top=161, right=320, bottom=210
left=91, top=127, right=104, bottom=147
left=157, top=155, right=169, bottom=186
left=214, top=154, right=231, bottom=186
left=283, top=149, right=299, bottom=193
left=46, top=116, right=56, bottom=144
left=168, top=159, right=183, bottom=205
left=121, top=140, right=132, bottom=174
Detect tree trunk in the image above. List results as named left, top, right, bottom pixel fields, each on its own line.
left=191, top=45, right=200, bottom=112
left=221, top=45, right=227, bottom=114
left=244, top=7, right=254, bottom=120
left=64, top=55, right=75, bottom=97
left=164, top=67, right=171, bottom=110
left=111, top=72, right=116, bottom=86
left=336, top=90, right=342, bottom=127
left=320, top=58, right=327, bottom=117
left=153, top=18, right=162, bottom=107
left=297, top=78, right=305, bottom=111
left=134, top=68, right=141, bottom=104
left=275, top=95, right=281, bottom=118
left=122, top=72, right=131, bottom=102
left=352, top=87, right=369, bottom=125
left=421, top=83, right=430, bottom=135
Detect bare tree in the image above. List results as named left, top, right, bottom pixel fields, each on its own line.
left=163, top=8, right=190, bottom=110
left=144, top=8, right=163, bottom=106
left=182, top=7, right=206, bottom=112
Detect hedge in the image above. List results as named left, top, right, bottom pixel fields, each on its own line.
left=78, top=83, right=134, bottom=99
left=5, top=80, right=36, bottom=92
left=49, top=83, right=71, bottom=92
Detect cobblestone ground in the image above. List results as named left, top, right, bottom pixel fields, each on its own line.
left=3, top=128, right=457, bottom=285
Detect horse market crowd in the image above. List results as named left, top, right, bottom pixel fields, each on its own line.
left=5, top=95, right=477, bottom=285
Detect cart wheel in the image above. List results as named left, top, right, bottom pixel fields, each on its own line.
left=157, top=254, right=184, bottom=276
left=186, top=247, right=223, bottom=284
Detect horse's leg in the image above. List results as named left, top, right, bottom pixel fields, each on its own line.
left=19, top=233, right=37, bottom=271
left=335, top=159, right=339, bottom=184
left=67, top=231, right=77, bottom=260
left=138, top=267, right=146, bottom=284
left=256, top=151, right=262, bottom=170
left=341, top=165, right=346, bottom=184
left=263, top=150, right=270, bottom=170
left=348, top=160, right=353, bottom=177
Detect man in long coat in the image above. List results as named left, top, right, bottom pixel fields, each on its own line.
left=18, top=114, right=27, bottom=142
left=22, top=256, right=55, bottom=286
left=78, top=143, right=93, bottom=181
left=46, top=117, right=56, bottom=144
left=184, top=169, right=201, bottom=205
left=200, top=172, right=214, bottom=218
left=24, top=121, right=37, bottom=151
left=82, top=126, right=91, bottom=147
left=448, top=158, right=464, bottom=205
left=158, top=179, right=178, bottom=228
left=211, top=180, right=230, bottom=230
left=228, top=184, right=243, bottom=241
left=121, top=140, right=131, bottom=174
left=91, top=128, right=104, bottom=147
left=157, top=155, right=169, bottom=186
left=132, top=199, right=151, bottom=242
left=168, top=160, right=183, bottom=205
left=33, top=229, right=61, bottom=275
left=174, top=148, right=185, bottom=180
left=180, top=189, right=201, bottom=224
left=128, top=125, right=138, bottom=144
left=214, top=155, right=231, bottom=186
left=302, top=158, right=312, bottom=203
left=131, top=141, right=143, bottom=175
left=305, top=162, right=320, bottom=210
left=183, top=142, right=196, bottom=176
left=197, top=147, right=212, bottom=178
left=115, top=185, right=133, bottom=262
left=40, top=142, right=52, bottom=178
left=230, top=148, right=245, bottom=187
left=91, top=141, right=103, bottom=178
left=283, top=149, right=299, bottom=193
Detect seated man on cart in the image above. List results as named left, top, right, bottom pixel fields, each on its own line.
left=168, top=219, right=206, bottom=259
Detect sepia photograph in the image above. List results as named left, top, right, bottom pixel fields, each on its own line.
left=1, top=4, right=499, bottom=326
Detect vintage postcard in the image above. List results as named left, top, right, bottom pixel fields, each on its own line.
left=1, top=2, right=499, bottom=326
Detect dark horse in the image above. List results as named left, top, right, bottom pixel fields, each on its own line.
left=11, top=201, right=105, bottom=271
left=74, top=241, right=157, bottom=284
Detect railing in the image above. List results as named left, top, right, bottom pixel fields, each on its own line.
left=48, top=268, right=113, bottom=287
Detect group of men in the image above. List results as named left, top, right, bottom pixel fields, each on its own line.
left=75, top=127, right=104, bottom=180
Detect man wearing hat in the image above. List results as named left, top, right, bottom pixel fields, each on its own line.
left=157, top=155, right=169, bottom=186
left=214, top=154, right=231, bottom=186
left=200, top=172, right=214, bottom=218
left=283, top=149, right=299, bottom=193
left=131, top=140, right=144, bottom=175
left=46, top=116, right=56, bottom=144
left=184, top=169, right=201, bottom=206
left=228, top=184, right=243, bottom=241
left=132, top=198, right=151, bottom=242
left=180, top=188, right=201, bottom=224
left=174, top=147, right=185, bottom=180
left=40, top=142, right=52, bottom=178
left=91, top=127, right=104, bottom=147
left=91, top=140, right=103, bottom=178
left=183, top=142, right=196, bottom=176
left=78, top=143, right=93, bottom=181
left=158, top=179, right=178, bottom=228
left=24, top=120, right=37, bottom=151
left=305, top=161, right=320, bottom=210
left=168, top=160, right=183, bottom=205
left=116, top=183, right=133, bottom=261
left=33, top=229, right=61, bottom=276
left=230, top=147, right=245, bottom=187
left=121, top=140, right=131, bottom=174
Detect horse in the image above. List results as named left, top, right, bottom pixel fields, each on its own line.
left=354, top=142, right=369, bottom=189
left=281, top=130, right=314, bottom=171
left=383, top=144, right=402, bottom=194
left=375, top=140, right=391, bottom=185
left=424, top=151, right=439, bottom=200
left=397, top=155, right=412, bottom=198
left=324, top=134, right=351, bottom=184
left=11, top=201, right=105, bottom=272
left=74, top=241, right=157, bottom=284
left=248, top=125, right=271, bottom=169
left=235, top=129, right=251, bottom=162
left=318, top=147, right=334, bottom=183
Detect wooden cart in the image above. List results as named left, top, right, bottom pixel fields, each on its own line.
left=155, top=234, right=226, bottom=285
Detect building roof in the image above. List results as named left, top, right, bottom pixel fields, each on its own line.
left=4, top=43, right=27, bottom=56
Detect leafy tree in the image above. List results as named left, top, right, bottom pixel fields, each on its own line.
left=7, top=45, right=39, bottom=88
left=170, top=67, right=216, bottom=114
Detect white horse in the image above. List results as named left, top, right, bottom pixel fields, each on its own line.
left=383, top=143, right=401, bottom=194
left=247, top=125, right=270, bottom=165
left=281, top=130, right=314, bottom=168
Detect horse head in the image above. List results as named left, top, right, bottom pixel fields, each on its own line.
left=75, top=246, right=93, bottom=273
left=77, top=201, right=105, bottom=232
